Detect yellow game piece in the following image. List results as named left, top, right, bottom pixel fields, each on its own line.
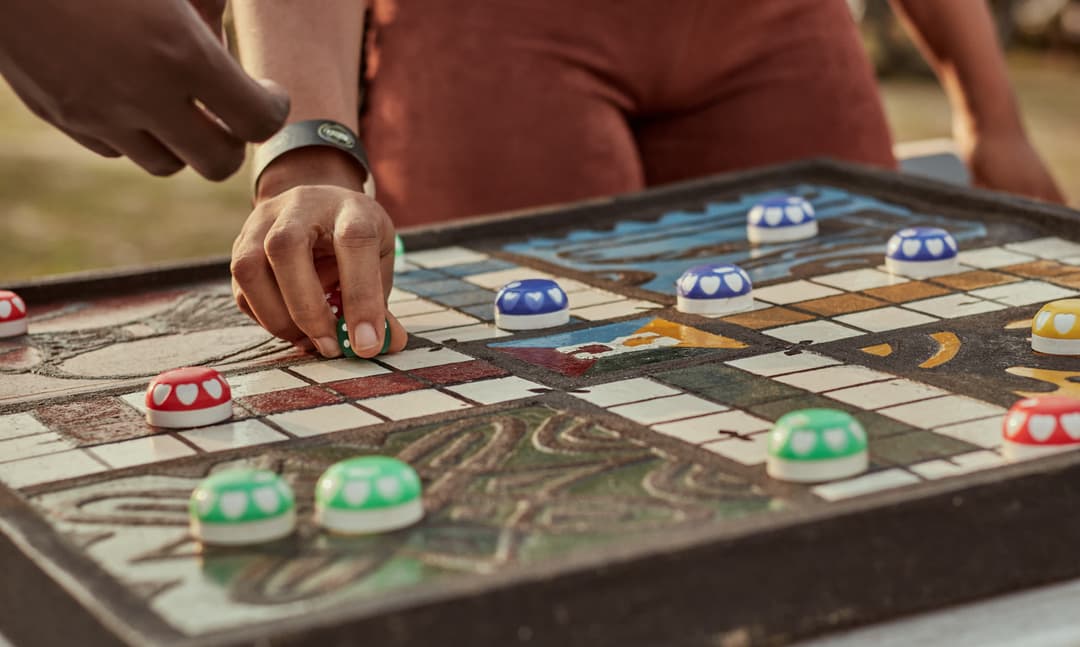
left=1031, top=299, right=1080, bottom=356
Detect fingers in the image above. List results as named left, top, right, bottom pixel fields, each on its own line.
left=231, top=211, right=305, bottom=344
left=192, top=38, right=290, bottom=143
left=263, top=208, right=342, bottom=358
left=155, top=104, right=245, bottom=181
left=334, top=197, right=392, bottom=358
left=109, top=131, right=185, bottom=177
left=57, top=126, right=121, bottom=159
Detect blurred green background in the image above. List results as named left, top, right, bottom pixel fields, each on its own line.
left=0, top=4, right=1078, bottom=283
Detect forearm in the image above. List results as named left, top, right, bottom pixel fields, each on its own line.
left=890, top=0, right=1023, bottom=136
left=232, top=0, right=367, bottom=197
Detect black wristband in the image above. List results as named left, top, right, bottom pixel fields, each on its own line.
left=252, top=119, right=376, bottom=198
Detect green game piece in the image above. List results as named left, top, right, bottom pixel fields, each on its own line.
left=394, top=234, right=406, bottom=272
left=315, top=456, right=424, bottom=534
left=189, top=469, right=296, bottom=545
left=338, top=318, right=392, bottom=358
left=766, top=408, right=868, bottom=483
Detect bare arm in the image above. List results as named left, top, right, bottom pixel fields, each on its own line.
left=890, top=0, right=1063, bottom=202
left=229, top=1, right=406, bottom=359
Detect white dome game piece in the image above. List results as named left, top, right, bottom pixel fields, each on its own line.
left=675, top=263, right=754, bottom=315
left=1002, top=396, right=1080, bottom=461
left=0, top=289, right=28, bottom=339
left=884, top=227, right=959, bottom=277
left=1031, top=299, right=1080, bottom=356
left=189, top=469, right=296, bottom=545
left=494, top=278, right=570, bottom=330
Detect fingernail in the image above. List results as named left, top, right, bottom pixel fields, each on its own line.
left=313, top=336, right=341, bottom=358
left=352, top=322, right=379, bottom=354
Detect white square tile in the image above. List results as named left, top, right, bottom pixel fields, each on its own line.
left=0, top=450, right=105, bottom=489
left=228, top=370, right=308, bottom=397
left=267, top=404, right=382, bottom=437
left=835, top=307, right=937, bottom=333
left=571, top=378, right=681, bottom=407
left=389, top=299, right=447, bottom=318
left=811, top=469, right=921, bottom=501
left=567, top=289, right=624, bottom=308
left=653, top=410, right=771, bottom=444
left=762, top=320, right=864, bottom=344
left=289, top=358, right=389, bottom=383
left=359, top=389, right=471, bottom=420
left=179, top=420, right=288, bottom=452
left=88, top=435, right=195, bottom=468
left=811, top=268, right=907, bottom=292
left=388, top=287, right=419, bottom=303
left=609, top=394, right=727, bottom=425
left=753, top=280, right=842, bottom=305
left=378, top=347, right=474, bottom=371
left=969, top=280, right=1078, bottom=307
left=932, top=416, right=1004, bottom=448
left=1006, top=237, right=1080, bottom=260
left=1060, top=255, right=1080, bottom=267
left=418, top=324, right=512, bottom=343
left=909, top=450, right=1007, bottom=480
left=956, top=246, right=1036, bottom=269
left=879, top=396, right=1007, bottom=429
left=727, top=351, right=842, bottom=377
left=0, top=412, right=49, bottom=440
left=826, top=379, right=950, bottom=409
left=701, top=433, right=771, bottom=465
left=447, top=376, right=545, bottom=404
left=903, top=293, right=1006, bottom=319
left=464, top=267, right=556, bottom=290
left=774, top=365, right=893, bottom=393
left=0, top=431, right=74, bottom=462
left=399, top=310, right=481, bottom=333
left=119, top=391, right=147, bottom=414
left=570, top=300, right=660, bottom=321
left=404, top=246, right=489, bottom=269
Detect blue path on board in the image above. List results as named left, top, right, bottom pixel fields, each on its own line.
left=504, top=185, right=985, bottom=295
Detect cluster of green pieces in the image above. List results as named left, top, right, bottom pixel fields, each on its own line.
left=189, top=455, right=423, bottom=546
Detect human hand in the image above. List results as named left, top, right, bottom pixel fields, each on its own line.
left=231, top=152, right=407, bottom=358
left=960, top=129, right=1065, bottom=204
left=0, top=0, right=289, bottom=180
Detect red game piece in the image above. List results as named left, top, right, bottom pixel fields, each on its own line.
left=0, top=289, right=28, bottom=338
left=145, top=366, right=233, bottom=429
left=1002, top=396, right=1080, bottom=461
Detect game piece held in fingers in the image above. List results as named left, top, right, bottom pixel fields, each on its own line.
left=766, top=409, right=868, bottom=483
left=746, top=196, right=817, bottom=244
left=884, top=227, right=959, bottom=277
left=189, top=469, right=296, bottom=546
left=0, top=289, right=28, bottom=338
left=315, top=456, right=424, bottom=534
left=676, top=263, right=754, bottom=316
left=1002, top=396, right=1080, bottom=461
left=337, top=318, right=392, bottom=358
left=494, top=278, right=570, bottom=330
left=394, top=234, right=406, bottom=272
left=146, top=366, right=233, bottom=429
left=1031, top=299, right=1080, bottom=356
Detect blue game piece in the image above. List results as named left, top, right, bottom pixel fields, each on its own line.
left=494, top=278, right=570, bottom=330
left=676, top=263, right=754, bottom=315
left=746, top=196, right=818, bottom=244
left=884, top=227, right=959, bottom=277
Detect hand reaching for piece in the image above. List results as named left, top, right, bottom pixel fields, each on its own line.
left=962, top=130, right=1065, bottom=204
left=0, top=0, right=289, bottom=180
left=232, top=178, right=408, bottom=359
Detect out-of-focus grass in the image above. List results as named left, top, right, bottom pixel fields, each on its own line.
left=0, top=50, right=1077, bottom=282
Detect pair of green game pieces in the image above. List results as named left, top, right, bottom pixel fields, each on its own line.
left=189, top=456, right=423, bottom=546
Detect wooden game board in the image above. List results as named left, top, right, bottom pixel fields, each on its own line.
left=4, top=160, right=1080, bottom=646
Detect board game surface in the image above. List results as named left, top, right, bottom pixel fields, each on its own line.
left=5, top=160, right=1080, bottom=646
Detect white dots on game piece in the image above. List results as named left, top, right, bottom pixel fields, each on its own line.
left=315, top=456, right=423, bottom=534
left=1031, top=299, right=1080, bottom=356
left=0, top=289, right=28, bottom=339
left=190, top=469, right=296, bottom=545
left=1001, top=396, right=1080, bottom=461
left=766, top=408, right=868, bottom=483
left=494, top=278, right=570, bottom=330
left=675, top=263, right=753, bottom=316
left=746, top=196, right=818, bottom=244
left=884, top=227, right=959, bottom=277
left=145, top=366, right=233, bottom=429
